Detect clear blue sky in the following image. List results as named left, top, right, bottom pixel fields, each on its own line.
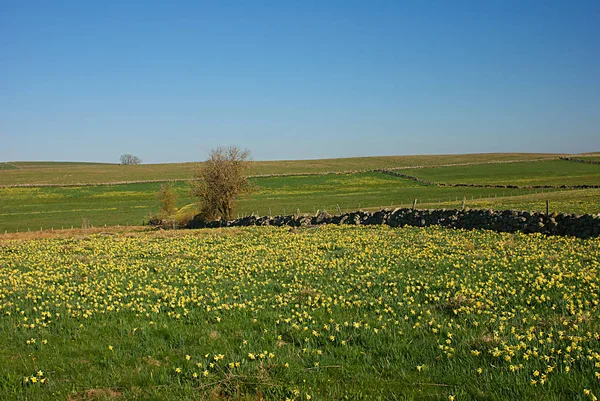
left=1, top=1, right=599, bottom=163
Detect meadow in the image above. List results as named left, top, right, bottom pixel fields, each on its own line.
left=0, top=172, right=568, bottom=233
left=1, top=153, right=599, bottom=233
left=0, top=153, right=559, bottom=187
left=402, top=160, right=600, bottom=187
left=1, top=225, right=599, bottom=400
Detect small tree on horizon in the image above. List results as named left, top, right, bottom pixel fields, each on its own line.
left=191, top=146, right=252, bottom=221
left=120, top=154, right=141, bottom=165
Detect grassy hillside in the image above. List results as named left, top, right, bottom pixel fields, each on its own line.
left=0, top=172, right=571, bottom=233
left=0, top=163, right=197, bottom=186
left=1, top=226, right=599, bottom=400
left=403, top=160, right=600, bottom=186
left=1, top=153, right=598, bottom=233
left=416, top=188, right=600, bottom=214
left=0, top=153, right=560, bottom=186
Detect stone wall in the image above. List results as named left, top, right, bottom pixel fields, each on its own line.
left=560, top=156, right=600, bottom=166
left=186, top=208, right=600, bottom=239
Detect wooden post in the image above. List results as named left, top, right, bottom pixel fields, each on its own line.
left=546, top=200, right=549, bottom=218
left=462, top=197, right=466, bottom=210
left=413, top=199, right=417, bottom=210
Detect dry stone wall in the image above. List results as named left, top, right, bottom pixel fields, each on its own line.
left=186, top=208, right=600, bottom=239
left=560, top=156, right=600, bottom=166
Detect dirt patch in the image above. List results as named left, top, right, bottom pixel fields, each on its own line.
left=68, top=388, right=123, bottom=400
left=142, top=356, right=161, bottom=367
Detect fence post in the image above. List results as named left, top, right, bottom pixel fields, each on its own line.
left=413, top=199, right=417, bottom=210
left=546, top=200, right=549, bottom=218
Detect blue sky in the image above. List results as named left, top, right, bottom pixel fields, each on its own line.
left=1, top=1, right=599, bottom=163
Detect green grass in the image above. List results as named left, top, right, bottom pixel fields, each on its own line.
left=11, top=161, right=114, bottom=168
left=403, top=160, right=600, bottom=187
left=1, top=226, right=599, bottom=400
left=0, top=163, right=197, bottom=186
left=416, top=188, right=600, bottom=215
left=239, top=173, right=560, bottom=216
left=1, top=154, right=598, bottom=233
left=0, top=163, right=18, bottom=171
left=0, top=153, right=560, bottom=186
left=0, top=173, right=563, bottom=233
left=0, top=182, right=195, bottom=232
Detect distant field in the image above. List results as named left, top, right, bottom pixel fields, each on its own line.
left=0, top=182, right=195, bottom=232
left=241, top=173, right=559, bottom=216
left=0, top=153, right=559, bottom=186
left=416, top=188, right=600, bottom=215
left=575, top=155, right=600, bottom=162
left=0, top=172, right=568, bottom=233
left=250, top=153, right=559, bottom=176
left=403, top=160, right=600, bottom=187
left=0, top=163, right=19, bottom=171
left=10, top=161, right=114, bottom=168
left=2, top=153, right=598, bottom=233
left=0, top=163, right=197, bottom=186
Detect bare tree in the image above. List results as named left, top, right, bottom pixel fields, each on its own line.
left=191, top=146, right=252, bottom=221
left=120, top=154, right=141, bottom=165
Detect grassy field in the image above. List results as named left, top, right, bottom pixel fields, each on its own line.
left=402, top=160, right=600, bottom=187
left=0, top=153, right=560, bottom=187
left=1, top=225, right=599, bottom=400
left=0, top=182, right=195, bottom=232
left=415, top=188, right=600, bottom=215
left=0, top=163, right=19, bottom=171
left=1, top=153, right=598, bottom=233
left=0, top=173, right=565, bottom=233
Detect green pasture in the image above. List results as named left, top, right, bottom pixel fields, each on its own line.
left=1, top=154, right=599, bottom=233
left=0, top=163, right=197, bottom=186
left=11, top=161, right=114, bottom=168
left=241, top=173, right=560, bottom=216
left=403, top=160, right=600, bottom=187
left=0, top=173, right=566, bottom=233
left=0, top=153, right=559, bottom=186
left=0, top=182, right=194, bottom=232
left=0, top=163, right=19, bottom=171
left=416, top=188, right=600, bottom=215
